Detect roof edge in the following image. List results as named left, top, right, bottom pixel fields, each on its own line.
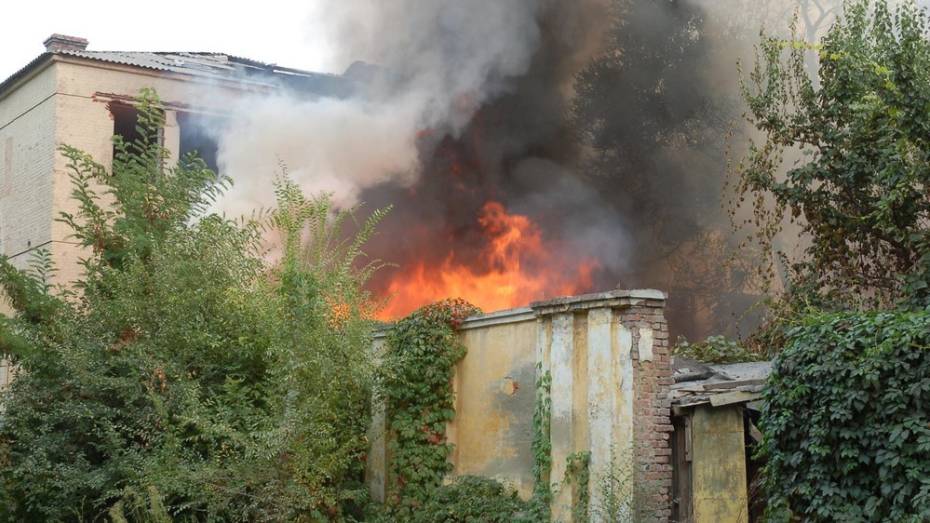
left=0, top=53, right=53, bottom=101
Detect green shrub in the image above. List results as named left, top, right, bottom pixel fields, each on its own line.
left=734, top=0, right=930, bottom=307
left=674, top=335, right=767, bottom=363
left=409, top=476, right=529, bottom=523
left=0, top=89, right=384, bottom=521
left=760, top=310, right=930, bottom=522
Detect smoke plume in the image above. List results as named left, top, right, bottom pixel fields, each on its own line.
left=209, top=0, right=832, bottom=340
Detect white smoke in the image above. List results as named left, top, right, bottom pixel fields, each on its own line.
left=212, top=0, right=553, bottom=214
left=214, top=93, right=422, bottom=215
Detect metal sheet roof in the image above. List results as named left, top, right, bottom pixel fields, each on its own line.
left=0, top=49, right=355, bottom=99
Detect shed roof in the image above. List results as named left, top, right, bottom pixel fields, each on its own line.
left=670, top=357, right=772, bottom=408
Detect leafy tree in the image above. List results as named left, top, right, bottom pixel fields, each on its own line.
left=0, top=89, right=385, bottom=521
left=572, top=0, right=761, bottom=340
left=733, top=0, right=930, bottom=309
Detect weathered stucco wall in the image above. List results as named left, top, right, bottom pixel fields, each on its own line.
left=691, top=406, right=748, bottom=523
left=449, top=308, right=538, bottom=498
left=369, top=289, right=673, bottom=522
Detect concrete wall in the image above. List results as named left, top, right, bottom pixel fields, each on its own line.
left=449, top=308, right=538, bottom=498
left=369, top=289, right=673, bottom=522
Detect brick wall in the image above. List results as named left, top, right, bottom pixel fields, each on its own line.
left=0, top=64, right=58, bottom=272
left=626, top=299, right=673, bottom=522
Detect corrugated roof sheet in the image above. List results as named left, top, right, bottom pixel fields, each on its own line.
left=0, top=49, right=354, bottom=98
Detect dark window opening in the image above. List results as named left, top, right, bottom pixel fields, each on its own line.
left=178, top=112, right=222, bottom=174
left=110, top=102, right=144, bottom=161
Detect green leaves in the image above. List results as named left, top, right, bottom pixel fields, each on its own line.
left=0, top=88, right=383, bottom=521
left=400, top=476, right=528, bottom=523
left=674, top=334, right=767, bottom=363
left=734, top=0, right=930, bottom=308
left=761, top=309, right=930, bottom=521
left=379, top=299, right=478, bottom=518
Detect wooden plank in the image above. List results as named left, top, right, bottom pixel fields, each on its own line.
left=692, top=407, right=749, bottom=522
left=748, top=419, right=764, bottom=443
left=700, top=378, right=766, bottom=391
left=677, top=396, right=712, bottom=407
left=674, top=384, right=711, bottom=393
left=672, top=414, right=693, bottom=522
left=709, top=390, right=761, bottom=407
left=674, top=370, right=718, bottom=383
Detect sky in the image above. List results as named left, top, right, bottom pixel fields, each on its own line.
left=0, top=1, right=340, bottom=83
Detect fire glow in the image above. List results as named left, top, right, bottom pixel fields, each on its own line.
left=377, top=201, right=599, bottom=319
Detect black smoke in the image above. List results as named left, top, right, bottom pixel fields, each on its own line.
left=357, top=0, right=768, bottom=341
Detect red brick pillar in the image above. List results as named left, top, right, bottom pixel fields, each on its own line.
left=622, top=297, right=673, bottom=522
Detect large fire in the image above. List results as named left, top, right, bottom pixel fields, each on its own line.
left=377, top=200, right=598, bottom=319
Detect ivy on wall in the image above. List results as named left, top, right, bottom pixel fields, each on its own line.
left=565, top=451, right=591, bottom=522
left=529, top=366, right=553, bottom=521
left=761, top=310, right=930, bottom=521
left=379, top=298, right=480, bottom=517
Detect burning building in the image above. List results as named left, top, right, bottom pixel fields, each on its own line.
left=2, top=0, right=770, bottom=358
left=0, top=0, right=757, bottom=352
left=0, top=34, right=360, bottom=288
left=0, top=33, right=605, bottom=320
left=0, top=3, right=776, bottom=517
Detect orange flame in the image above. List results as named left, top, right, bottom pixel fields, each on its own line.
left=378, top=201, right=598, bottom=319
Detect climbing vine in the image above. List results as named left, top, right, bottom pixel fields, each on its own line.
left=528, top=366, right=553, bottom=520
left=380, top=298, right=480, bottom=517
left=761, top=310, right=930, bottom=521
left=565, top=451, right=591, bottom=522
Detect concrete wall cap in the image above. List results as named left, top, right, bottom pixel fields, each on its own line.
left=531, top=288, right=666, bottom=314
left=371, top=289, right=667, bottom=337
left=457, top=307, right=535, bottom=330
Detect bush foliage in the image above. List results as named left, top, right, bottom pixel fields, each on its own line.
left=674, top=335, right=768, bottom=364
left=399, top=476, right=529, bottom=523
left=0, top=90, right=385, bottom=521
left=760, top=310, right=930, bottom=521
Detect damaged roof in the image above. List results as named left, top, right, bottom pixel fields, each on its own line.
left=0, top=44, right=355, bottom=99
left=670, top=357, right=772, bottom=408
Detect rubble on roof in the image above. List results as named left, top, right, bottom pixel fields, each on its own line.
left=670, top=356, right=772, bottom=408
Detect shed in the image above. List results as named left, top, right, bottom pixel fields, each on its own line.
left=669, top=357, right=772, bottom=523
